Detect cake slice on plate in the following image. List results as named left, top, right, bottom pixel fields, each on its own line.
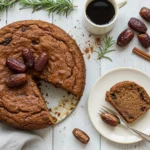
left=106, top=81, right=150, bottom=123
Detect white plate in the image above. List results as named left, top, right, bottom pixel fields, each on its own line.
left=88, top=68, right=150, bottom=144
left=38, top=81, right=78, bottom=124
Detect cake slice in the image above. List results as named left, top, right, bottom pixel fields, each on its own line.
left=0, top=75, right=55, bottom=130
left=106, top=81, right=150, bottom=123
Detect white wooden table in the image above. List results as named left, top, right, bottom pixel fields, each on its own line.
left=1, top=0, right=150, bottom=149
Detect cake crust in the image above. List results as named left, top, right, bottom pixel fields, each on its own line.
left=0, top=20, right=86, bottom=130
left=106, top=81, right=150, bottom=123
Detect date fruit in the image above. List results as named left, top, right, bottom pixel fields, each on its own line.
left=0, top=37, right=12, bottom=46
left=6, top=73, right=27, bottom=87
left=140, top=7, right=150, bottom=22
left=101, top=113, right=119, bottom=127
left=72, top=128, right=90, bottom=144
left=34, top=53, right=48, bottom=72
left=117, top=28, right=134, bottom=47
left=128, top=18, right=147, bottom=33
left=138, top=33, right=150, bottom=48
left=22, top=49, right=34, bottom=68
left=7, top=58, right=26, bottom=73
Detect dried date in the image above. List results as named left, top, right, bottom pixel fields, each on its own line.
left=141, top=106, right=146, bottom=111
left=21, top=26, right=28, bottom=32
left=138, top=33, right=150, bottom=48
left=72, top=128, right=90, bottom=144
left=110, top=93, right=117, bottom=99
left=32, top=40, right=39, bottom=45
left=34, top=53, right=48, bottom=72
left=0, top=37, right=12, bottom=46
left=128, top=18, right=147, bottom=33
left=117, top=28, right=134, bottom=47
left=7, top=58, right=26, bottom=73
left=22, top=49, right=34, bottom=68
left=101, top=113, right=120, bottom=127
left=140, top=7, right=150, bottom=22
left=6, top=74, right=27, bottom=87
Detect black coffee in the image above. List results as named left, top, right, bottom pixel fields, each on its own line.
left=86, top=0, right=115, bottom=25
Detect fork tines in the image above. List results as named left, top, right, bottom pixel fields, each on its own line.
left=102, top=106, right=118, bottom=115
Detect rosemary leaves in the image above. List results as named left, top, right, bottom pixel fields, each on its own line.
left=20, top=0, right=75, bottom=16
left=95, top=35, right=115, bottom=61
left=0, top=0, right=75, bottom=16
left=0, top=0, right=18, bottom=12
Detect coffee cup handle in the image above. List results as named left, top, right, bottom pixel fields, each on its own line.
left=116, top=0, right=127, bottom=8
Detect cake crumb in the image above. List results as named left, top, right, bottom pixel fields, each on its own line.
left=85, top=48, right=89, bottom=54
left=83, top=37, right=101, bottom=59
left=95, top=37, right=101, bottom=45
left=88, top=55, right=90, bottom=59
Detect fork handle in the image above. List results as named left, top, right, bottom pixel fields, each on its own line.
left=121, top=121, right=150, bottom=143
left=128, top=127, right=150, bottom=143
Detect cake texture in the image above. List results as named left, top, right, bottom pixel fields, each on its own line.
left=106, top=81, right=150, bottom=123
left=0, top=20, right=85, bottom=130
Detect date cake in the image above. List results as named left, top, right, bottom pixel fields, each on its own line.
left=0, top=20, right=85, bottom=130
left=106, top=81, right=150, bottom=123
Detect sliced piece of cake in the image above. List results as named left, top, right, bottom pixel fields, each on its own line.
left=0, top=76, right=55, bottom=130
left=106, top=81, right=150, bottom=123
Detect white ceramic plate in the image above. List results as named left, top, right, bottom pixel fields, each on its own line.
left=38, top=81, right=78, bottom=124
left=88, top=68, right=150, bottom=144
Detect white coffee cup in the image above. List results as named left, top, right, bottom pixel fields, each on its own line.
left=83, top=0, right=127, bottom=35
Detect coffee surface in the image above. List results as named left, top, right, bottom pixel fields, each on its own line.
left=86, top=0, right=115, bottom=25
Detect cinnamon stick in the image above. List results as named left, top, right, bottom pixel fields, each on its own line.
left=132, top=47, right=150, bottom=61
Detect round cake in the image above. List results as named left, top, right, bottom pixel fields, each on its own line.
left=0, top=20, right=85, bottom=130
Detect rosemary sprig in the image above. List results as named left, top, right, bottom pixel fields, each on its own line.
left=0, top=0, right=18, bottom=12
left=95, top=35, right=115, bottom=62
left=20, top=0, right=75, bottom=16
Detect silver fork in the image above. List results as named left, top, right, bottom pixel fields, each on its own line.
left=100, top=106, right=150, bottom=143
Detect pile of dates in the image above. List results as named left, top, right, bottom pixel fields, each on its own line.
left=117, top=7, right=150, bottom=49
left=6, top=49, right=48, bottom=87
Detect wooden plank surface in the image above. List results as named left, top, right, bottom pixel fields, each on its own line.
left=0, top=0, right=149, bottom=149
left=101, top=0, right=150, bottom=149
